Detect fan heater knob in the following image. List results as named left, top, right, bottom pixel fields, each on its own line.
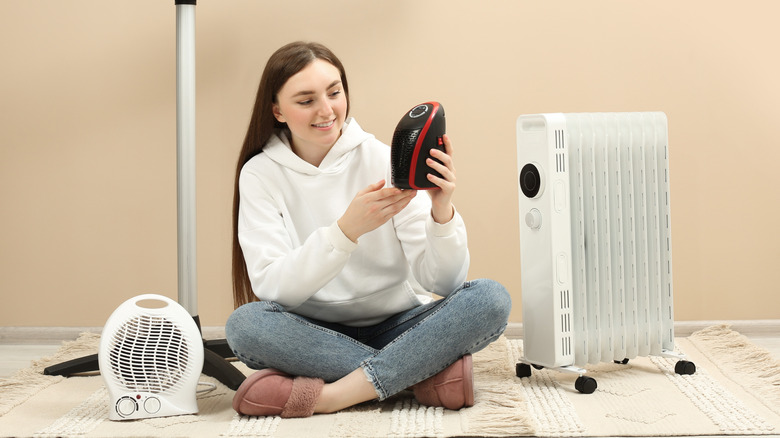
left=116, top=396, right=138, bottom=417
left=144, top=396, right=161, bottom=414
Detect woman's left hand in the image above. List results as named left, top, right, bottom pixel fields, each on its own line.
left=426, top=134, right=456, bottom=224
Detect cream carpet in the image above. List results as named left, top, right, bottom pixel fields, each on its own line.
left=1, top=325, right=779, bottom=437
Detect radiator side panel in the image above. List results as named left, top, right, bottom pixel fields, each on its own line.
left=516, top=114, right=574, bottom=368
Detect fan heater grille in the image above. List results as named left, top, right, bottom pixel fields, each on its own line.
left=107, top=315, right=192, bottom=394
left=390, top=128, right=420, bottom=183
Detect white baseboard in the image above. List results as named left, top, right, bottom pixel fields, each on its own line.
left=0, top=326, right=227, bottom=344
left=1, top=320, right=778, bottom=343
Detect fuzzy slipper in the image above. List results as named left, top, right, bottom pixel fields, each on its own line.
left=413, top=354, right=474, bottom=410
left=233, top=369, right=324, bottom=418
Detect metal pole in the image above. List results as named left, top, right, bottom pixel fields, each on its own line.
left=176, top=0, right=197, bottom=316
left=174, top=1, right=245, bottom=390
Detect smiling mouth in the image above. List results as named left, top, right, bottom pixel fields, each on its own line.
left=312, top=119, right=335, bottom=128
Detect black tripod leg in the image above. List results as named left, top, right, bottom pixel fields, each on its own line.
left=204, top=338, right=234, bottom=359
left=202, top=348, right=246, bottom=391
left=43, top=353, right=99, bottom=376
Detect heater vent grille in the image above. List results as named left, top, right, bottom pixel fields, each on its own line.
left=554, top=129, right=565, bottom=149
left=562, top=335, right=572, bottom=357
left=560, top=289, right=573, bottom=356
left=556, top=153, right=566, bottom=173
left=555, top=129, right=566, bottom=173
left=390, top=128, right=420, bottom=182
left=106, top=315, right=194, bottom=394
left=560, top=289, right=571, bottom=311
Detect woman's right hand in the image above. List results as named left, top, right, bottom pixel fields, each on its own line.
left=337, top=180, right=417, bottom=243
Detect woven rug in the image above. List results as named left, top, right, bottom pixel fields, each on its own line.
left=0, top=325, right=778, bottom=437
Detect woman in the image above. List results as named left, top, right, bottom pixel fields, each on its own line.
left=226, top=41, right=510, bottom=418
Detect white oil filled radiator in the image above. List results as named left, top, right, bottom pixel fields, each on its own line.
left=515, top=112, right=695, bottom=394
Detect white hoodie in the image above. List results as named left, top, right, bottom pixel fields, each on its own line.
left=237, top=118, right=469, bottom=326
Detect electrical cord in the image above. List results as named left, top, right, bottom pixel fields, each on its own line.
left=196, top=381, right=217, bottom=395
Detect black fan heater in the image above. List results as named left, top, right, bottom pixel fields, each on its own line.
left=391, top=101, right=446, bottom=190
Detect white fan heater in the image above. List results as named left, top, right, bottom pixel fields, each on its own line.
left=515, top=112, right=695, bottom=393
left=98, top=294, right=204, bottom=420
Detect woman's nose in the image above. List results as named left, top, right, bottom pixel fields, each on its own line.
left=315, top=97, right=334, bottom=116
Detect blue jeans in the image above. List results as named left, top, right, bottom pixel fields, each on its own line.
left=225, top=278, right=511, bottom=400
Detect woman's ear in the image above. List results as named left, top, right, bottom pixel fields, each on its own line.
left=272, top=104, right=285, bottom=123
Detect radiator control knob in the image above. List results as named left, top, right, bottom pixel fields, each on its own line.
left=525, top=209, right=542, bottom=230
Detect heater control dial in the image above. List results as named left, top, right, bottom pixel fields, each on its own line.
left=116, top=396, right=138, bottom=417
left=144, top=396, right=161, bottom=414
left=519, top=163, right=544, bottom=198
left=525, top=208, right=542, bottom=230
left=409, top=104, right=429, bottom=118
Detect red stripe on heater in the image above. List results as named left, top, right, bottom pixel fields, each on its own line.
left=408, top=102, right=439, bottom=190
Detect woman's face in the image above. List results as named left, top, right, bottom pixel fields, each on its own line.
left=272, top=59, right=348, bottom=166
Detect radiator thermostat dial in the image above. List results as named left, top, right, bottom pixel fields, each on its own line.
left=525, top=208, right=542, bottom=230
left=519, top=163, right=544, bottom=198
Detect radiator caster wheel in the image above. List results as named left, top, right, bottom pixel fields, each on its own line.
left=575, top=376, right=597, bottom=394
left=674, top=360, right=696, bottom=375
left=614, top=358, right=629, bottom=365
left=516, top=363, right=532, bottom=378
left=532, top=364, right=545, bottom=370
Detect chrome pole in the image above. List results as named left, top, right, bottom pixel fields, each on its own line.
left=176, top=0, right=197, bottom=316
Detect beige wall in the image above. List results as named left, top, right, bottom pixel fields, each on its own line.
left=1, top=1, right=778, bottom=327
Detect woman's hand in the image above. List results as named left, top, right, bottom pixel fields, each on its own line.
left=338, top=180, right=417, bottom=242
left=426, top=134, right=456, bottom=224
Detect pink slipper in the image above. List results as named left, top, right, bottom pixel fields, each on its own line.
left=413, top=354, right=474, bottom=410
left=233, top=369, right=324, bottom=418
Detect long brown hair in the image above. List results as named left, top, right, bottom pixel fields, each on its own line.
left=232, top=42, right=351, bottom=308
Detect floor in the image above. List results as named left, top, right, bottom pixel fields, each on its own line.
left=0, top=343, right=65, bottom=377
left=1, top=323, right=779, bottom=378
left=0, top=325, right=778, bottom=438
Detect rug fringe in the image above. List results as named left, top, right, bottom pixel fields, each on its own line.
left=461, top=336, right=535, bottom=436
left=0, top=332, right=100, bottom=417
left=689, top=324, right=780, bottom=414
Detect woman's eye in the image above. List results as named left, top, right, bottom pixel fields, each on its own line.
left=329, top=90, right=342, bottom=97
left=298, top=99, right=313, bottom=106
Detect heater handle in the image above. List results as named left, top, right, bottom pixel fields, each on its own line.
left=129, top=293, right=176, bottom=310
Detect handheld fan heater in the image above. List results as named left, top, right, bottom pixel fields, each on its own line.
left=391, top=101, right=446, bottom=190
left=99, top=294, right=204, bottom=420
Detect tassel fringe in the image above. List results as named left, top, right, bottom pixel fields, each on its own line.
left=689, top=324, right=780, bottom=415
left=460, top=336, right=535, bottom=436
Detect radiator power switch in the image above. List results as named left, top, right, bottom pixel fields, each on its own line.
left=553, top=180, right=567, bottom=212
left=556, top=253, right=568, bottom=284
